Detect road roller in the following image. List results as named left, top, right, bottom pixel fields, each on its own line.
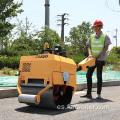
left=77, top=57, right=95, bottom=71
left=17, top=43, right=95, bottom=109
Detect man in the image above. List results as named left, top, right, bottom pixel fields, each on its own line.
left=81, top=20, right=112, bottom=99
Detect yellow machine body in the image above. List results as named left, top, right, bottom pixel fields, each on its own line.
left=17, top=53, right=76, bottom=108
left=77, top=57, right=95, bottom=70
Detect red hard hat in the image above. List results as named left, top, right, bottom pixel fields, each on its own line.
left=93, top=20, right=103, bottom=27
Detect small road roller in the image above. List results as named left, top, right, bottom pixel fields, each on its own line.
left=17, top=43, right=95, bottom=109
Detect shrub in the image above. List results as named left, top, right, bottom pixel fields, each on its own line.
left=0, top=56, right=21, bottom=69
left=109, top=46, right=120, bottom=58
left=106, top=53, right=120, bottom=65
left=2, top=67, right=18, bottom=76
left=68, top=54, right=85, bottom=64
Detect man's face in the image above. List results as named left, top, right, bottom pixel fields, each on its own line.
left=94, top=26, right=102, bottom=33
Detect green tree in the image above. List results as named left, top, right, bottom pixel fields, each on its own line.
left=34, top=26, right=61, bottom=52
left=9, top=17, right=37, bottom=56
left=109, top=46, right=120, bottom=58
left=66, top=21, right=94, bottom=55
left=15, top=17, right=36, bottom=42
left=10, top=25, right=61, bottom=56
left=0, top=0, right=23, bottom=50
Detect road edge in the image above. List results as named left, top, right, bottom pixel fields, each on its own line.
left=0, top=80, right=120, bottom=98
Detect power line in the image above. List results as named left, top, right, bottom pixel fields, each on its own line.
left=105, top=0, right=120, bottom=12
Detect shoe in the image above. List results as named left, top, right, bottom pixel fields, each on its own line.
left=96, top=94, right=101, bottom=99
left=80, top=94, right=92, bottom=98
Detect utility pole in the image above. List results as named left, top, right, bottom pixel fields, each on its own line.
left=116, top=28, right=118, bottom=47
left=57, top=13, right=69, bottom=42
left=113, top=29, right=118, bottom=47
left=45, top=0, right=50, bottom=28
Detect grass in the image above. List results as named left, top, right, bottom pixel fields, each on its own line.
left=0, top=67, right=18, bottom=76
left=105, top=54, right=120, bottom=71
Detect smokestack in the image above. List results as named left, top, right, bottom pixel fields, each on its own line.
left=45, top=0, right=50, bottom=28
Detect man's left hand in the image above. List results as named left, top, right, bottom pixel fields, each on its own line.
left=94, top=55, right=99, bottom=59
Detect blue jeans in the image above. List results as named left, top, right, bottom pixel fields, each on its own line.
left=86, top=60, right=105, bottom=95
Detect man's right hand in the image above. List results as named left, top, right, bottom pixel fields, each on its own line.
left=88, top=54, right=93, bottom=58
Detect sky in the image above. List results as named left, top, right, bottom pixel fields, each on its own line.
left=13, top=0, right=120, bottom=50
